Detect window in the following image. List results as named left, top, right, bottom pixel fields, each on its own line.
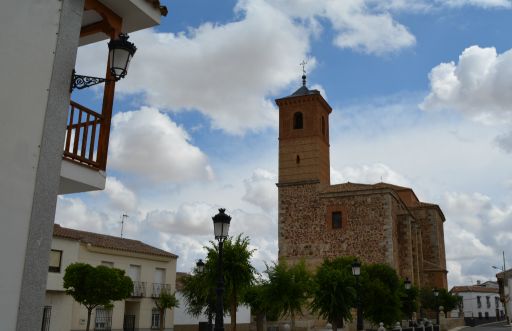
left=296, top=155, right=300, bottom=164
left=495, top=296, right=500, bottom=308
left=486, top=296, right=491, bottom=308
left=41, top=306, right=52, bottom=331
left=293, top=112, right=303, bottom=129
left=478, top=312, right=482, bottom=319
left=332, top=212, right=342, bottom=229
left=95, top=307, right=112, bottom=330
left=151, top=308, right=163, bottom=329
left=477, top=296, right=482, bottom=308
left=485, top=312, right=489, bottom=319
left=48, top=250, right=62, bottom=273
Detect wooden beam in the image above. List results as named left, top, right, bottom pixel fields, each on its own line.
left=80, top=20, right=112, bottom=38
left=83, top=0, right=122, bottom=33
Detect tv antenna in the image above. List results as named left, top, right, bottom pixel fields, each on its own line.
left=120, top=213, right=128, bottom=238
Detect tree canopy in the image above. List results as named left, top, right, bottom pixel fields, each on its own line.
left=360, top=263, right=403, bottom=327
left=181, top=235, right=257, bottom=331
left=309, top=257, right=357, bottom=331
left=63, top=263, right=133, bottom=331
left=264, top=260, right=312, bottom=328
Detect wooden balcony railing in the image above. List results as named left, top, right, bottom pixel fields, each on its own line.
left=63, top=101, right=108, bottom=170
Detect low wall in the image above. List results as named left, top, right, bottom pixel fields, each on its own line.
left=440, top=317, right=464, bottom=331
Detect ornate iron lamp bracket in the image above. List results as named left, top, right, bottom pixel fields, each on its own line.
left=70, top=70, right=116, bottom=92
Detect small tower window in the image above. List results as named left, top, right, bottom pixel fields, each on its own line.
left=321, top=116, right=325, bottom=135
left=332, top=212, right=342, bottom=229
left=296, top=155, right=300, bottom=164
left=293, top=112, right=303, bottom=129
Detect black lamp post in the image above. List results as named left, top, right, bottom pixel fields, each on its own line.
left=433, top=288, right=440, bottom=325
left=404, top=278, right=412, bottom=324
left=212, top=208, right=231, bottom=331
left=352, top=260, right=363, bottom=331
left=70, top=33, right=137, bottom=91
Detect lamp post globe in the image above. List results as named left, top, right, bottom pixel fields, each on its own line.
left=196, top=259, right=205, bottom=273
left=108, top=33, right=137, bottom=80
left=212, top=208, right=231, bottom=331
left=352, top=260, right=363, bottom=331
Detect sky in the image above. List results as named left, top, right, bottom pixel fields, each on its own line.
left=60, top=0, right=512, bottom=288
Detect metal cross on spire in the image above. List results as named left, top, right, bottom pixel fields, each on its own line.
left=300, top=60, right=307, bottom=86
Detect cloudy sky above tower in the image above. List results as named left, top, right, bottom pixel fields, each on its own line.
left=62, top=0, right=512, bottom=287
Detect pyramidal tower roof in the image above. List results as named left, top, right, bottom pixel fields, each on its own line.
left=288, top=74, right=320, bottom=97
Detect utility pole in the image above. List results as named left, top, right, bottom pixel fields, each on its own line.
left=503, top=251, right=510, bottom=325
left=120, top=213, right=128, bottom=238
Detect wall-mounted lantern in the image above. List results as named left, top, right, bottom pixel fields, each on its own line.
left=70, top=33, right=136, bottom=91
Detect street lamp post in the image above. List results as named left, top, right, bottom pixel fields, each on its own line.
left=212, top=208, right=231, bottom=331
left=352, top=260, right=363, bottom=331
left=404, top=278, right=412, bottom=324
left=433, top=288, right=440, bottom=326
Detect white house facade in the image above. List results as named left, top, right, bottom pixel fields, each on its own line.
left=450, top=282, right=504, bottom=321
left=44, top=224, right=178, bottom=331
left=0, top=1, right=166, bottom=330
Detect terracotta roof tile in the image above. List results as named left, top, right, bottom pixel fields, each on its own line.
left=450, top=286, right=499, bottom=294
left=53, top=224, right=177, bottom=258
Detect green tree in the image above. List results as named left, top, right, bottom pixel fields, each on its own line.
left=438, top=289, right=460, bottom=317
left=265, top=260, right=312, bottom=329
left=360, top=264, right=402, bottom=327
left=63, top=263, right=133, bottom=331
left=206, top=235, right=257, bottom=331
left=154, top=289, right=180, bottom=331
left=310, top=257, right=356, bottom=331
left=244, top=282, right=279, bottom=331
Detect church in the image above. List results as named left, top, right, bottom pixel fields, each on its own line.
left=275, top=76, right=448, bottom=290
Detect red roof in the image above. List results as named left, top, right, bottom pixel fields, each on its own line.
left=53, top=224, right=177, bottom=258
left=450, top=286, right=499, bottom=294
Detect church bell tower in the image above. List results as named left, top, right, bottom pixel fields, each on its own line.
left=275, top=75, right=332, bottom=185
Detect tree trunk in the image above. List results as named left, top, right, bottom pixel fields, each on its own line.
left=231, top=288, right=237, bottom=331
left=331, top=320, right=337, bottom=331
left=160, top=308, right=165, bottom=331
left=256, top=313, right=266, bottom=331
left=86, top=308, right=92, bottom=331
left=231, top=302, right=237, bottom=331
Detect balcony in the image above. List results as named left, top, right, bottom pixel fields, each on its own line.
left=132, top=281, right=146, bottom=297
left=152, top=283, right=171, bottom=298
left=58, top=101, right=109, bottom=194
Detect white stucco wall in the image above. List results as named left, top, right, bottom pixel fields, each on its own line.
left=0, top=1, right=64, bottom=329
left=453, top=291, right=503, bottom=318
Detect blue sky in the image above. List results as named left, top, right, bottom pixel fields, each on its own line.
left=60, top=0, right=512, bottom=287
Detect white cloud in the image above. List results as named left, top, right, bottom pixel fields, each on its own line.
left=421, top=46, right=512, bottom=124
left=331, top=163, right=411, bottom=186
left=271, top=0, right=416, bottom=55
left=495, top=130, right=512, bottom=153
left=108, top=107, right=213, bottom=183
left=437, top=0, right=511, bottom=8
left=103, top=177, right=137, bottom=212
left=55, top=196, right=108, bottom=233
left=242, top=169, right=278, bottom=212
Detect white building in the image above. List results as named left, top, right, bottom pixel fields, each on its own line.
left=1, top=1, right=166, bottom=330
left=450, top=281, right=505, bottom=320
left=44, top=224, right=178, bottom=331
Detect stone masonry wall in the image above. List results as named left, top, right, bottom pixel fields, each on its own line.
left=278, top=183, right=403, bottom=270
